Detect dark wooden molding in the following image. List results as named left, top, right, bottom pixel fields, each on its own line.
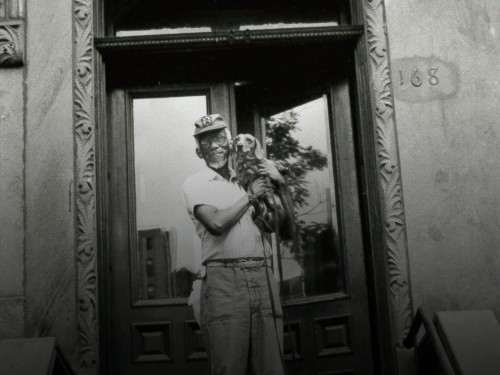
left=95, top=54, right=110, bottom=375
left=353, top=36, right=398, bottom=374
left=95, top=25, right=363, bottom=53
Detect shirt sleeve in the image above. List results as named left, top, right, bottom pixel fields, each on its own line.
left=182, top=177, right=217, bottom=215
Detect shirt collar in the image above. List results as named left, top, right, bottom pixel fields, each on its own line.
left=202, top=165, right=238, bottom=183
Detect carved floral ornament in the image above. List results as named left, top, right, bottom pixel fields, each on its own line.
left=0, top=0, right=24, bottom=67
left=0, top=23, right=23, bottom=67
left=73, top=0, right=97, bottom=368
left=363, top=0, right=413, bottom=346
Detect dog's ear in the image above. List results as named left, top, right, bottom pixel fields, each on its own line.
left=253, top=137, right=264, bottom=159
left=232, top=135, right=241, bottom=152
left=230, top=137, right=235, bottom=153
left=230, top=136, right=238, bottom=165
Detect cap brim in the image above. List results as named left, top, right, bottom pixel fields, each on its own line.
left=194, top=122, right=227, bottom=136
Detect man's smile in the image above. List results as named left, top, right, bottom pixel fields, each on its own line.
left=211, top=150, right=226, bottom=156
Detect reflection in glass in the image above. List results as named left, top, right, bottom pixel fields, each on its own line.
left=133, top=96, right=207, bottom=301
left=116, top=22, right=339, bottom=37
left=114, top=3, right=343, bottom=38
left=264, top=96, right=342, bottom=299
left=239, top=22, right=338, bottom=31
left=117, top=27, right=211, bottom=37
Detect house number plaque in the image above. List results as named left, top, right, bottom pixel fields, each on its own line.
left=391, top=56, right=458, bottom=103
left=399, top=67, right=439, bottom=87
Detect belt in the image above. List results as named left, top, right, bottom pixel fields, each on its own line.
left=204, top=257, right=270, bottom=268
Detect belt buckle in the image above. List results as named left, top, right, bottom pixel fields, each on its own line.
left=236, top=258, right=264, bottom=269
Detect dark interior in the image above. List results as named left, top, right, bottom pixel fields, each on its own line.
left=109, top=0, right=351, bottom=32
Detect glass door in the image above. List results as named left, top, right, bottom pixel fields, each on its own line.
left=262, top=95, right=344, bottom=300
left=108, top=83, right=234, bottom=375
left=105, top=45, right=376, bottom=375
left=234, top=74, right=375, bottom=374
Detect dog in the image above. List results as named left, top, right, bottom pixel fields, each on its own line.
left=231, top=134, right=287, bottom=233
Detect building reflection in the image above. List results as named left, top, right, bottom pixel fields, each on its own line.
left=137, top=228, right=197, bottom=300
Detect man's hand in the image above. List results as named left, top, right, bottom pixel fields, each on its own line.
left=257, top=160, right=296, bottom=240
left=248, top=177, right=269, bottom=198
left=257, top=160, right=286, bottom=186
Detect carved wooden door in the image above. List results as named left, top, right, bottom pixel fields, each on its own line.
left=233, top=67, right=376, bottom=374
left=105, top=47, right=376, bottom=374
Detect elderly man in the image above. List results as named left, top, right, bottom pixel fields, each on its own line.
left=182, top=114, right=295, bottom=375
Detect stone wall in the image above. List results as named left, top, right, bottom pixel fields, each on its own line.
left=0, top=66, right=25, bottom=339
left=24, top=0, right=77, bottom=365
left=386, top=0, right=500, bottom=316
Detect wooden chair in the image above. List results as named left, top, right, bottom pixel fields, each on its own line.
left=404, top=308, right=500, bottom=375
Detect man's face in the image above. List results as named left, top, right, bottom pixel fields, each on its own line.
left=196, top=129, right=230, bottom=169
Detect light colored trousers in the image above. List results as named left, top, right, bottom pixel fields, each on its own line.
left=201, top=263, right=285, bottom=375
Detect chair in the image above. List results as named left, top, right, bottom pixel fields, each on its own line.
left=404, top=308, right=500, bottom=375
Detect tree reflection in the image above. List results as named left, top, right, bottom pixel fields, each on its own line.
left=266, top=108, right=341, bottom=298
left=266, top=110, right=328, bottom=210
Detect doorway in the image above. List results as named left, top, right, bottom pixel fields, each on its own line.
left=103, top=44, right=377, bottom=374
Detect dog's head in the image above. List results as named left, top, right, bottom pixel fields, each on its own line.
left=231, top=134, right=264, bottom=163
left=231, top=134, right=264, bottom=187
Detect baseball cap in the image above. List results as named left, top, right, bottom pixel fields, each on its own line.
left=193, top=114, right=227, bottom=136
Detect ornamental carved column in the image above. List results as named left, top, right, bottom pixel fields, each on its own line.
left=362, top=0, right=413, bottom=347
left=73, top=0, right=98, bottom=370
left=0, top=0, right=23, bottom=67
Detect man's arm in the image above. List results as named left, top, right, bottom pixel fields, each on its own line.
left=258, top=160, right=296, bottom=240
left=194, top=178, right=268, bottom=236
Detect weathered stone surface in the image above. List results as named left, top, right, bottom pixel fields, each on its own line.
left=0, top=68, right=24, bottom=298
left=386, top=0, right=500, bottom=314
left=0, top=298, right=24, bottom=338
left=24, top=0, right=78, bottom=367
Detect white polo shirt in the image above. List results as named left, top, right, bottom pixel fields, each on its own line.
left=182, top=166, right=271, bottom=263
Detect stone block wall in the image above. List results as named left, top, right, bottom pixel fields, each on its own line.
left=24, top=0, right=77, bottom=365
left=386, top=0, right=500, bottom=316
left=0, top=67, right=25, bottom=339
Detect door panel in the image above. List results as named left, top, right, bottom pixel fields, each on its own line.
left=241, top=76, right=374, bottom=374
left=108, top=84, right=233, bottom=374
left=107, top=67, right=375, bottom=374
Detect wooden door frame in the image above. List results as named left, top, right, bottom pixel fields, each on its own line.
left=71, top=0, right=412, bottom=374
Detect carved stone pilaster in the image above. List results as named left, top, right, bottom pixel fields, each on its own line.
left=73, top=0, right=97, bottom=369
left=363, top=0, right=413, bottom=346
left=0, top=0, right=24, bottom=67
left=0, top=23, right=22, bottom=66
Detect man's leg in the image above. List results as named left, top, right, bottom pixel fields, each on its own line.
left=201, top=266, right=251, bottom=375
left=249, top=267, right=285, bottom=375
